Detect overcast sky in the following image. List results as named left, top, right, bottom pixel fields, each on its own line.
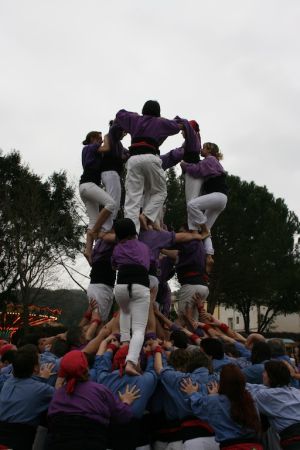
left=1, top=0, right=300, bottom=288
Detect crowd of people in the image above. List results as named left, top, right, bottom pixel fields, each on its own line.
left=1, top=100, right=300, bottom=450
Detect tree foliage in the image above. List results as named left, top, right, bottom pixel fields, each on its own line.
left=0, top=151, right=84, bottom=324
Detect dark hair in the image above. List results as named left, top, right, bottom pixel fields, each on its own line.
left=264, top=360, right=291, bottom=387
left=142, top=100, right=160, bottom=117
left=201, top=338, right=224, bottom=360
left=268, top=339, right=286, bottom=358
left=251, top=342, right=271, bottom=365
left=0, top=349, right=17, bottom=365
left=17, top=330, right=45, bottom=347
left=186, top=350, right=212, bottom=373
left=219, top=364, right=261, bottom=434
left=51, top=338, right=69, bottom=358
left=13, top=348, right=39, bottom=378
left=224, top=343, right=241, bottom=358
left=114, top=218, right=137, bottom=241
left=66, top=326, right=84, bottom=348
left=169, top=349, right=190, bottom=371
left=82, top=131, right=101, bottom=146
left=170, top=330, right=188, bottom=349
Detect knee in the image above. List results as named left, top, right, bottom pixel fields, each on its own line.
left=105, top=197, right=116, bottom=212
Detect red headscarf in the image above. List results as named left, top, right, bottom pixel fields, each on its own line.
left=112, top=345, right=129, bottom=376
left=189, top=120, right=200, bottom=133
left=0, top=344, right=16, bottom=358
left=58, top=350, right=88, bottom=394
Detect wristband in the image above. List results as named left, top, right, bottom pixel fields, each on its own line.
left=153, top=346, right=162, bottom=354
left=202, top=324, right=211, bottom=332
left=107, top=343, right=118, bottom=352
left=91, top=318, right=101, bottom=326
left=190, top=334, right=200, bottom=343
left=84, top=311, right=92, bottom=320
left=145, top=350, right=153, bottom=358
left=219, top=323, right=229, bottom=333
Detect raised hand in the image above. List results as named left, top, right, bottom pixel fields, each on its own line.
left=180, top=377, right=199, bottom=394
left=207, top=381, right=219, bottom=395
left=39, top=363, right=56, bottom=379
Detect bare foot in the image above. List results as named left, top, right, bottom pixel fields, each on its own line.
left=125, top=361, right=140, bottom=376
left=139, top=213, right=149, bottom=230
left=206, top=255, right=214, bottom=274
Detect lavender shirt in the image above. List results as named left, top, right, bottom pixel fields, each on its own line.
left=92, top=239, right=115, bottom=264
left=183, top=156, right=225, bottom=179
left=175, top=117, right=201, bottom=155
left=115, top=109, right=180, bottom=144
left=48, top=380, right=131, bottom=426
left=139, top=230, right=176, bottom=268
left=176, top=240, right=206, bottom=272
left=111, top=239, right=151, bottom=270
left=160, top=147, right=184, bottom=170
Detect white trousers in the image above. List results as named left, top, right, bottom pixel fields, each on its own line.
left=125, top=154, right=167, bottom=233
left=87, top=283, right=114, bottom=323
left=178, top=284, right=209, bottom=321
left=114, top=284, right=150, bottom=365
left=185, top=173, right=203, bottom=203
left=154, top=441, right=182, bottom=450
left=187, top=193, right=227, bottom=255
left=79, top=182, right=115, bottom=231
left=183, top=437, right=219, bottom=450
left=101, top=170, right=122, bottom=222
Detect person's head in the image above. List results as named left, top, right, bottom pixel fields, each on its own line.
left=201, top=338, right=224, bottom=360
left=142, top=100, right=161, bottom=117
left=219, top=364, right=261, bottom=433
left=51, top=338, right=70, bottom=358
left=170, top=330, right=188, bottom=349
left=59, top=350, right=89, bottom=394
left=201, top=142, right=223, bottom=160
left=66, top=326, right=86, bottom=348
left=223, top=343, right=241, bottom=359
left=251, top=341, right=271, bottom=365
left=0, top=349, right=17, bottom=369
left=12, top=346, right=40, bottom=378
left=114, top=218, right=137, bottom=241
left=168, top=349, right=190, bottom=372
left=245, top=333, right=265, bottom=350
left=186, top=349, right=212, bottom=373
left=82, top=131, right=102, bottom=146
left=268, top=339, right=286, bottom=358
left=263, top=360, right=291, bottom=387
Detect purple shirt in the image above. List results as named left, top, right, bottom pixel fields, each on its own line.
left=81, top=144, right=101, bottom=171
left=139, top=230, right=176, bottom=268
left=176, top=117, right=201, bottom=155
left=115, top=109, right=180, bottom=144
left=92, top=239, right=115, bottom=264
left=176, top=240, right=206, bottom=272
left=183, top=156, right=225, bottom=179
left=48, top=380, right=131, bottom=426
left=111, top=239, right=151, bottom=270
left=160, top=147, right=184, bottom=170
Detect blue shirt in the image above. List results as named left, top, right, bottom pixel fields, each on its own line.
left=243, top=363, right=266, bottom=384
left=40, top=351, right=61, bottom=386
left=187, top=392, right=258, bottom=443
left=95, top=352, right=157, bottom=418
left=247, top=383, right=300, bottom=433
left=0, top=376, right=54, bottom=426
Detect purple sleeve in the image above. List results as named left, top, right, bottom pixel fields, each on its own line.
left=115, top=109, right=139, bottom=133
left=159, top=231, right=176, bottom=249
left=160, top=147, right=184, bottom=170
left=158, top=118, right=180, bottom=140
left=101, top=385, right=133, bottom=424
left=176, top=117, right=201, bottom=155
left=185, top=157, right=224, bottom=179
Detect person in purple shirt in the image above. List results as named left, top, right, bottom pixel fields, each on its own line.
left=86, top=238, right=116, bottom=324
left=181, top=142, right=228, bottom=272
left=79, top=131, right=116, bottom=264
left=115, top=100, right=181, bottom=233
left=111, top=218, right=151, bottom=375
left=47, top=350, right=139, bottom=450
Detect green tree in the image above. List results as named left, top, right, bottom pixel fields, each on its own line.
left=0, top=151, right=84, bottom=325
left=164, top=168, right=186, bottom=230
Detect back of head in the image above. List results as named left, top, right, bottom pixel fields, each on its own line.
left=82, top=131, right=101, bottom=146
left=142, top=100, right=161, bottom=117
left=59, top=350, right=88, bottom=393
left=201, top=338, right=224, bottom=360
left=169, top=348, right=190, bottom=371
left=264, top=360, right=291, bottom=387
left=186, top=349, right=212, bottom=373
left=245, top=333, right=265, bottom=349
left=66, top=326, right=83, bottom=348
left=0, top=349, right=17, bottom=365
left=114, top=218, right=137, bottom=241
left=51, top=338, right=70, bottom=358
left=268, top=339, right=286, bottom=358
left=251, top=341, right=271, bottom=364
left=219, top=364, right=260, bottom=433
left=13, top=347, right=39, bottom=378
left=224, top=343, right=241, bottom=358
left=203, top=142, right=223, bottom=160
left=170, top=330, right=188, bottom=349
